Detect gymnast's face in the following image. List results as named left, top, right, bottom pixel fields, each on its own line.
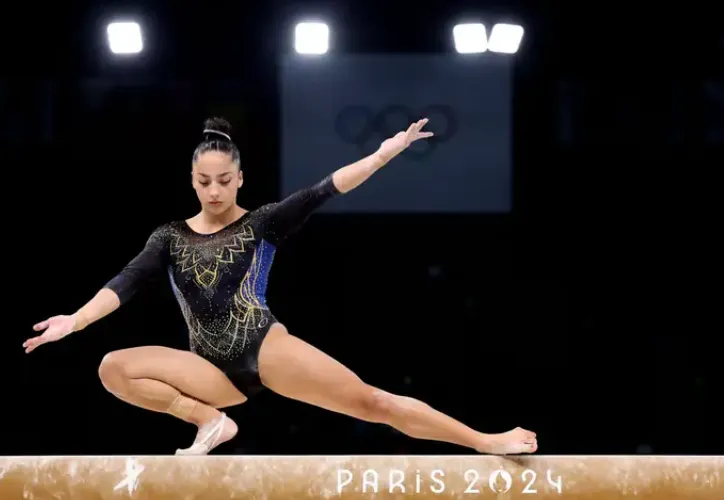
left=192, top=151, right=243, bottom=213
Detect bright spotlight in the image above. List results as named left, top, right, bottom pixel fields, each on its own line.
left=453, top=23, right=487, bottom=54
left=106, top=22, right=143, bottom=54
left=488, top=23, right=524, bottom=54
left=295, top=22, right=329, bottom=54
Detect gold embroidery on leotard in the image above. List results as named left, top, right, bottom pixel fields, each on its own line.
left=169, top=226, right=255, bottom=289
left=171, top=239, right=272, bottom=360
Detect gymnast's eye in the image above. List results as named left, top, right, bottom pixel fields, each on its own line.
left=199, top=181, right=210, bottom=187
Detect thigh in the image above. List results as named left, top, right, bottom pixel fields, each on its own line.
left=105, top=345, right=247, bottom=408
left=257, top=325, right=370, bottom=415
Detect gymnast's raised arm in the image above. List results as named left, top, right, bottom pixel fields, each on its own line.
left=260, top=118, right=434, bottom=245
left=24, top=226, right=169, bottom=354
left=332, top=117, right=433, bottom=193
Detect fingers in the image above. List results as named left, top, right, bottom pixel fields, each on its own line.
left=412, top=118, right=428, bottom=133
left=23, top=336, right=45, bottom=354
left=406, top=118, right=433, bottom=141
left=27, top=318, right=53, bottom=353
left=33, top=319, right=49, bottom=331
left=405, top=117, right=427, bottom=131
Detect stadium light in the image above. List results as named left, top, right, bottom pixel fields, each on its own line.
left=488, top=23, right=524, bottom=54
left=452, top=23, right=487, bottom=54
left=294, top=22, right=329, bottom=55
left=106, top=22, right=143, bottom=54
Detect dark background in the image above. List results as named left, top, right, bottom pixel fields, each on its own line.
left=2, top=0, right=721, bottom=456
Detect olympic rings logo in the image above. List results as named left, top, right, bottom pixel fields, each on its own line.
left=334, top=105, right=458, bottom=160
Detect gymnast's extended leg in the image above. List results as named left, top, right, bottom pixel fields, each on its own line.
left=98, top=345, right=245, bottom=454
left=258, top=325, right=537, bottom=454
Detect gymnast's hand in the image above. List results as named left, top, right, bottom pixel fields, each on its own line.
left=24, top=315, right=77, bottom=353
left=377, top=118, right=434, bottom=161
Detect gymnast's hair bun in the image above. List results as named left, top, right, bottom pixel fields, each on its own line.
left=202, top=117, right=233, bottom=142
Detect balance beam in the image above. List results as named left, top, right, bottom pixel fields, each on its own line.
left=0, top=455, right=721, bottom=499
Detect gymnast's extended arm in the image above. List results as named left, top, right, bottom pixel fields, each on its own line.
left=331, top=117, right=432, bottom=192
left=260, top=119, right=433, bottom=244
left=24, top=227, right=168, bottom=353
left=329, top=148, right=391, bottom=194
left=70, top=288, right=122, bottom=332
left=258, top=151, right=388, bottom=244
left=82, top=227, right=168, bottom=330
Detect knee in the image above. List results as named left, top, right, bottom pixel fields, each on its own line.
left=98, top=351, right=130, bottom=391
left=354, top=387, right=412, bottom=423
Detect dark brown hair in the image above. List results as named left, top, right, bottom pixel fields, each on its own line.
left=192, top=117, right=241, bottom=166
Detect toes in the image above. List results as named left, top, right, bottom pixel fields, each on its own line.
left=518, top=428, right=536, bottom=440
left=521, top=440, right=537, bottom=453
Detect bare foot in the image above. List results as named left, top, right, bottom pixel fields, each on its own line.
left=477, top=427, right=538, bottom=455
left=175, top=412, right=238, bottom=456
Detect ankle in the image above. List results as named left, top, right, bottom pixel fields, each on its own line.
left=189, top=404, right=221, bottom=427
left=167, top=394, right=218, bottom=426
left=474, top=433, right=494, bottom=453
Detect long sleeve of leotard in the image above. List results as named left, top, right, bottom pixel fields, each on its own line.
left=259, top=174, right=341, bottom=245
left=104, top=225, right=169, bottom=305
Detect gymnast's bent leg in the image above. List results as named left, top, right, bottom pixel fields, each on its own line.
left=258, top=325, right=537, bottom=454
left=98, top=345, right=245, bottom=454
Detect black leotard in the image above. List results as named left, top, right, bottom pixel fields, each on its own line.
left=104, top=175, right=340, bottom=397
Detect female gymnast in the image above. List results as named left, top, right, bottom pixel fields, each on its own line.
left=24, top=117, right=537, bottom=456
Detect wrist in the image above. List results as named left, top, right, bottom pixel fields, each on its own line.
left=72, top=311, right=89, bottom=332
left=373, top=149, right=395, bottom=167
